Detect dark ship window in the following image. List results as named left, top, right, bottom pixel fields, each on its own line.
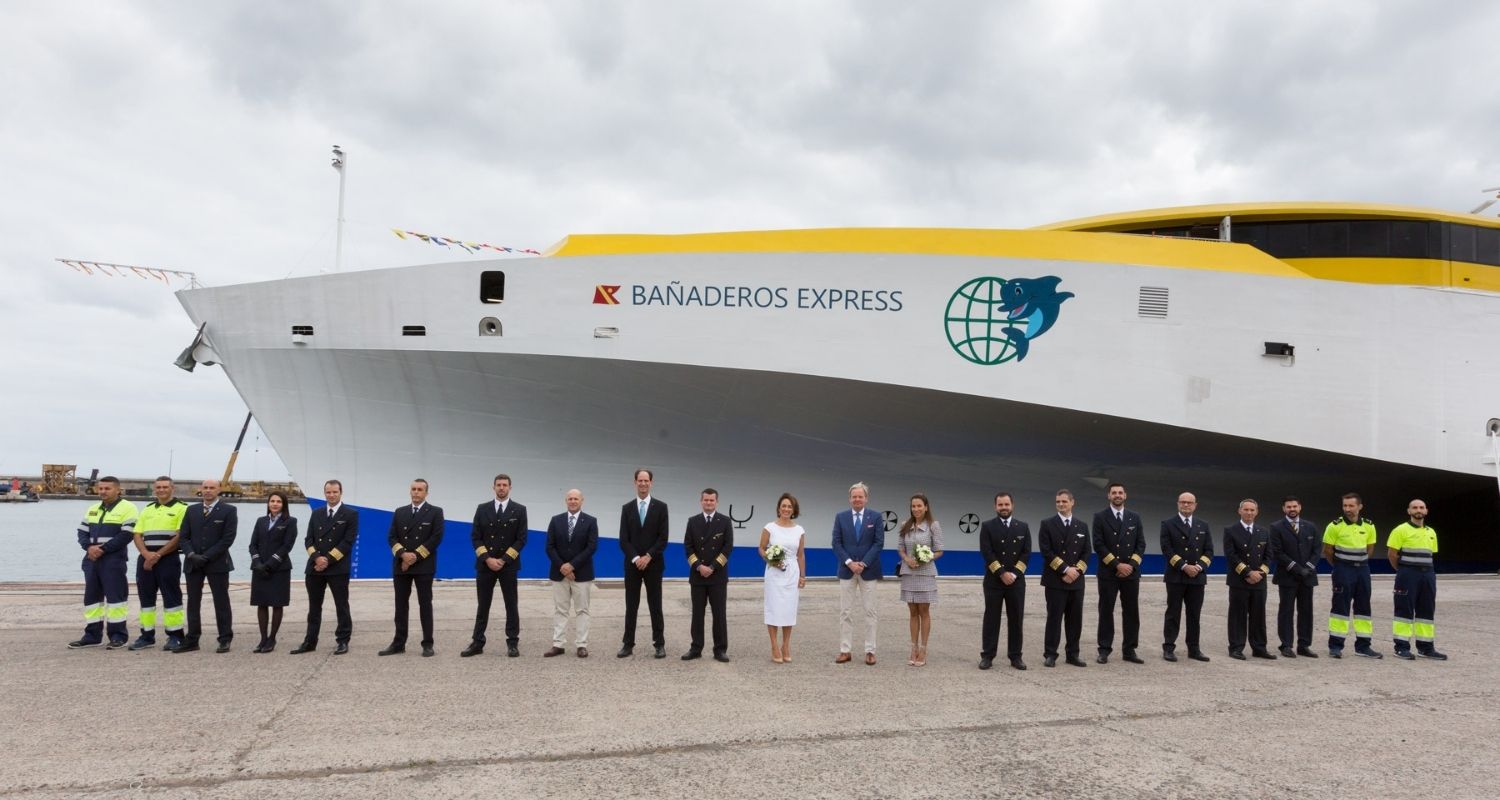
left=480, top=271, right=506, bottom=304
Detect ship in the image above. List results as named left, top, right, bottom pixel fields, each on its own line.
left=175, top=202, right=1500, bottom=579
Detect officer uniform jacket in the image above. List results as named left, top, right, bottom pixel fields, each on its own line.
left=1161, top=516, right=1213, bottom=585
left=979, top=515, right=1030, bottom=587
left=305, top=504, right=359, bottom=576
left=180, top=501, right=238, bottom=574
left=1269, top=517, right=1320, bottom=587
left=1223, top=523, right=1272, bottom=588
left=683, top=511, right=733, bottom=585
left=472, top=499, right=528, bottom=572
left=1091, top=507, right=1145, bottom=582
left=389, top=503, right=444, bottom=575
left=1039, top=515, right=1090, bottom=591
left=249, top=514, right=298, bottom=572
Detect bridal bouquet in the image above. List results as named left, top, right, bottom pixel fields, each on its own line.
left=765, top=543, right=787, bottom=569
left=914, top=544, right=934, bottom=564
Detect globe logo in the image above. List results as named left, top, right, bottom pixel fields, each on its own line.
left=944, top=274, right=1073, bottom=365
left=944, top=277, right=1021, bottom=365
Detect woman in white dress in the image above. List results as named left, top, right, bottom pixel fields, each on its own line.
left=761, top=493, right=807, bottom=664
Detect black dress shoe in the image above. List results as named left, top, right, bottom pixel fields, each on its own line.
left=654, top=645, right=667, bottom=659
left=460, top=643, right=484, bottom=658
left=1252, top=650, right=1277, bottom=660
left=174, top=643, right=201, bottom=653
left=1010, top=658, right=1027, bottom=671
left=289, top=642, right=316, bottom=655
left=333, top=642, right=349, bottom=655
left=1297, top=647, right=1319, bottom=658
left=1096, top=653, right=1109, bottom=664
left=378, top=644, right=405, bottom=656
left=681, top=650, right=703, bottom=661
left=713, top=653, right=730, bottom=663
left=1188, top=651, right=1211, bottom=662
left=252, top=641, right=268, bottom=654
left=1279, top=647, right=1297, bottom=658
left=1065, top=657, right=1088, bottom=668
left=978, top=657, right=993, bottom=670
left=215, top=643, right=231, bottom=654
left=617, top=645, right=633, bottom=658
left=421, top=646, right=435, bottom=658
left=1229, top=650, right=1247, bottom=660
left=507, top=644, right=520, bottom=658
left=1122, top=652, right=1144, bottom=664
left=262, top=640, right=276, bottom=653
left=1043, top=655, right=1057, bottom=668
left=1162, top=650, right=1178, bottom=662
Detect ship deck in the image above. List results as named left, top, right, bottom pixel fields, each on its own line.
left=3, top=576, right=1496, bottom=798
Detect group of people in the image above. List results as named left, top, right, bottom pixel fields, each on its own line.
left=70, top=473, right=1449, bottom=669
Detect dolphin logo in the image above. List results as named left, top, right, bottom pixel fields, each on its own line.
left=996, top=276, right=1073, bottom=361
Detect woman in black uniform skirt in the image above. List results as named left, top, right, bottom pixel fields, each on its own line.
left=249, top=491, right=298, bottom=652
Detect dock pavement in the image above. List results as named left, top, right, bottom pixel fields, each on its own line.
left=0, top=576, right=1496, bottom=798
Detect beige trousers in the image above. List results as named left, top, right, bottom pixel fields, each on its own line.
left=839, top=577, right=878, bottom=654
left=551, top=578, right=592, bottom=647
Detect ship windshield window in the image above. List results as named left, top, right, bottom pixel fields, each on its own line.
left=1474, top=226, right=1500, bottom=267
left=480, top=271, right=505, bottom=304
left=1389, top=221, right=1430, bottom=258
left=1449, top=224, right=1476, bottom=263
left=1267, top=223, right=1310, bottom=258
left=1348, top=221, right=1389, bottom=257
left=1308, top=221, right=1349, bottom=254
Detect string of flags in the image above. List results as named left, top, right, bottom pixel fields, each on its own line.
left=56, top=259, right=201, bottom=288
left=392, top=229, right=540, bottom=255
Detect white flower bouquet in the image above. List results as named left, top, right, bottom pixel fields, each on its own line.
left=765, top=543, right=787, bottom=569
left=914, top=544, right=934, bottom=564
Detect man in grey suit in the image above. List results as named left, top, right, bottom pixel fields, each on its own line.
left=832, top=482, right=883, bottom=665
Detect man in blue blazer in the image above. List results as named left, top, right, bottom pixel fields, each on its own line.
left=178, top=478, right=237, bottom=654
left=544, top=489, right=598, bottom=658
left=831, top=482, right=883, bottom=665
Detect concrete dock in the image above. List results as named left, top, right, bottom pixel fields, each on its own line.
left=1, top=576, right=1496, bottom=799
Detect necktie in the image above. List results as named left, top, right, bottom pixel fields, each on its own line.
left=568, top=515, right=576, bottom=541
left=329, top=507, right=335, bottom=519
left=705, top=514, right=711, bottom=525
left=1062, top=517, right=1070, bottom=527
left=639, top=499, right=647, bottom=525
left=1003, top=518, right=1009, bottom=529
left=1184, top=516, right=1191, bottom=527
left=412, top=505, right=419, bottom=515
left=1116, top=510, right=1123, bottom=523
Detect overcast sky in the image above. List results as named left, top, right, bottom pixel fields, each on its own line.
left=2, top=1, right=1496, bottom=483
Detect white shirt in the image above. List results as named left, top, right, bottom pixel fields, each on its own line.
left=494, top=499, right=508, bottom=514
left=203, top=500, right=219, bottom=514
left=411, top=502, right=426, bottom=513
left=845, top=508, right=867, bottom=565
left=1059, top=516, right=1072, bottom=527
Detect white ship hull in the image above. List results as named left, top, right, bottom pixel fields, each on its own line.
left=177, top=232, right=1500, bottom=577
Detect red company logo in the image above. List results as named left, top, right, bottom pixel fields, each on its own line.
left=593, top=285, right=622, bottom=305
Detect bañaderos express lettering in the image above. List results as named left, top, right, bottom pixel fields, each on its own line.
left=631, top=282, right=904, bottom=312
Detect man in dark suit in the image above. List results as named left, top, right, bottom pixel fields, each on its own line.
left=546, top=486, right=597, bottom=654
left=1161, top=492, right=1213, bottom=662
left=292, top=479, right=359, bottom=655
left=831, top=481, right=883, bottom=665
left=978, top=492, right=1029, bottom=670
left=619, top=468, right=669, bottom=658
left=1039, top=489, right=1090, bottom=668
left=1269, top=495, right=1320, bottom=658
left=544, top=489, right=598, bottom=658
left=381, top=479, right=445, bottom=657
left=177, top=478, right=237, bottom=654
left=464, top=474, right=528, bottom=658
left=683, top=488, right=734, bottom=662
left=1092, top=482, right=1146, bottom=664
left=1224, top=498, right=1276, bottom=660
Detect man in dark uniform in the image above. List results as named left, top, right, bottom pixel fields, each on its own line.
left=1161, top=492, right=1213, bottom=662
left=292, top=479, right=359, bottom=655
left=978, top=492, right=1030, bottom=671
left=1091, top=482, right=1145, bottom=664
left=619, top=468, right=669, bottom=659
left=682, top=488, right=733, bottom=662
left=464, top=474, right=527, bottom=658
left=178, top=479, right=237, bottom=654
left=1224, top=499, right=1276, bottom=660
left=1269, top=495, right=1320, bottom=658
left=381, top=479, right=445, bottom=657
left=1039, top=489, right=1090, bottom=668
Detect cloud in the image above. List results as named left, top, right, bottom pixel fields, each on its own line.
left=2, top=0, right=1497, bottom=480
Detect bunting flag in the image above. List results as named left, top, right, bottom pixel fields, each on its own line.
left=56, top=259, right=201, bottom=288
left=391, top=228, right=540, bottom=255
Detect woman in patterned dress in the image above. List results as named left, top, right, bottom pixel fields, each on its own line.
left=898, top=493, right=944, bottom=666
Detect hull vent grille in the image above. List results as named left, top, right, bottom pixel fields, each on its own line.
left=1138, top=287, right=1169, bottom=318
left=402, top=325, right=427, bottom=336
